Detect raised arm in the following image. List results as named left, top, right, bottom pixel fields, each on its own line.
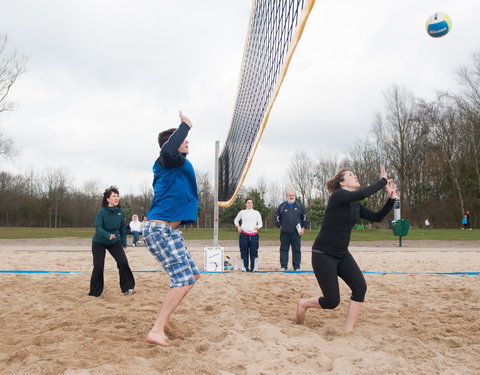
left=160, top=123, right=190, bottom=156
left=332, top=178, right=387, bottom=205
left=359, top=198, right=395, bottom=223
left=158, top=120, right=191, bottom=169
left=179, top=110, right=193, bottom=128
left=330, top=165, right=390, bottom=205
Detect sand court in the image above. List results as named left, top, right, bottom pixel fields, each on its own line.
left=0, top=238, right=479, bottom=375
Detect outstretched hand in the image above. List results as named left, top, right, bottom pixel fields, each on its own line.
left=385, top=179, right=398, bottom=199
left=380, top=165, right=387, bottom=180
left=179, top=111, right=193, bottom=128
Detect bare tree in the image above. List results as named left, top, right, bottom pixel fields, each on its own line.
left=41, top=168, right=72, bottom=228
left=0, top=130, right=14, bottom=159
left=22, top=169, right=42, bottom=226
left=136, top=181, right=153, bottom=218
left=287, top=151, right=316, bottom=205
left=196, top=172, right=214, bottom=228
left=0, top=171, right=15, bottom=225
left=314, top=152, right=343, bottom=202
left=0, top=34, right=26, bottom=159
left=373, top=85, right=429, bottom=217
left=264, top=180, right=285, bottom=207
left=260, top=179, right=286, bottom=228
left=455, top=50, right=480, bottom=194
left=72, top=180, right=101, bottom=227
left=427, top=95, right=468, bottom=216
left=344, top=139, right=388, bottom=209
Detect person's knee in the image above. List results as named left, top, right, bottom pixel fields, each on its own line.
left=184, top=283, right=196, bottom=293
left=351, top=282, right=367, bottom=302
left=320, top=296, right=340, bottom=309
left=117, top=259, right=129, bottom=268
left=194, top=273, right=200, bottom=282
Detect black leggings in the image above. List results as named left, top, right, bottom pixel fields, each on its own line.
left=89, top=241, right=135, bottom=297
left=312, top=251, right=366, bottom=309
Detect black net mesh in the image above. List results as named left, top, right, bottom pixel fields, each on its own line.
left=218, top=0, right=315, bottom=205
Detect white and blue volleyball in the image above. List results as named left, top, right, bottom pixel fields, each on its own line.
left=425, top=12, right=452, bottom=38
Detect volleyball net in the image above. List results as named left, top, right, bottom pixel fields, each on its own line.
left=218, top=0, right=316, bottom=206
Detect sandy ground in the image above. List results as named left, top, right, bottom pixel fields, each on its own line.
left=0, top=238, right=479, bottom=375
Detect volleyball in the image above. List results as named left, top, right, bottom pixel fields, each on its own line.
left=425, top=12, right=452, bottom=38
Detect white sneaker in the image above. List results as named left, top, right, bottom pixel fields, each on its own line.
left=253, top=258, right=259, bottom=272
left=241, top=265, right=246, bottom=272
left=132, top=243, right=136, bottom=247
left=280, top=267, right=287, bottom=271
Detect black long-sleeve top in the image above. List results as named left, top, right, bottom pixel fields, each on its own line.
left=312, top=178, right=395, bottom=257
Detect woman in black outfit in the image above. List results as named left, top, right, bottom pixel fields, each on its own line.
left=296, top=165, right=397, bottom=332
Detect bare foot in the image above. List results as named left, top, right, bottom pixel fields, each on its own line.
left=165, top=323, right=185, bottom=339
left=344, top=324, right=354, bottom=333
left=146, top=330, right=170, bottom=346
left=296, top=299, right=307, bottom=324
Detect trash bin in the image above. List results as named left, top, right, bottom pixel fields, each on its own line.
left=391, top=219, right=410, bottom=237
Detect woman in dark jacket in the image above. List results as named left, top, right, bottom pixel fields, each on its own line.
left=88, top=186, right=135, bottom=297
left=296, top=166, right=397, bottom=332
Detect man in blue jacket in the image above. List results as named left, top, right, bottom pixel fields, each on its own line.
left=143, top=111, right=199, bottom=347
left=275, top=190, right=308, bottom=271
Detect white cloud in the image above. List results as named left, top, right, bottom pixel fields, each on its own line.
left=1, top=0, right=478, bottom=195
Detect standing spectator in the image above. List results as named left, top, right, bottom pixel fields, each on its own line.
left=88, top=186, right=135, bottom=297
left=465, top=210, right=472, bottom=230
left=234, top=197, right=263, bottom=272
left=275, top=190, right=308, bottom=271
left=462, top=215, right=468, bottom=230
left=142, top=111, right=200, bottom=347
left=141, top=215, right=148, bottom=231
left=129, top=214, right=142, bottom=246
left=424, top=218, right=431, bottom=229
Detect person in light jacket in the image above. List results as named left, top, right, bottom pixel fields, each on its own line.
left=234, top=197, right=263, bottom=272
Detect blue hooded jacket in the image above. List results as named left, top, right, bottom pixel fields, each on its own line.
left=146, top=122, right=198, bottom=224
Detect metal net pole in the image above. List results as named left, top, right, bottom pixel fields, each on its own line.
left=214, top=140, right=219, bottom=247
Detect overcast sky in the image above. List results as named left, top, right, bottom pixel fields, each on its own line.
left=1, top=0, right=479, bottom=196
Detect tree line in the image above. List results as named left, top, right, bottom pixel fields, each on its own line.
left=0, top=31, right=478, bottom=229
left=222, top=51, right=480, bottom=230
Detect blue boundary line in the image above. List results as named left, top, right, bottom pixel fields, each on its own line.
left=0, top=270, right=479, bottom=275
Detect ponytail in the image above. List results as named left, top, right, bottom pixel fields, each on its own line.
left=326, top=168, right=349, bottom=194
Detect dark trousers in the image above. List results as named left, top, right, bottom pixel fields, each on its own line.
left=279, top=232, right=301, bottom=270
left=239, top=233, right=259, bottom=272
left=131, top=230, right=141, bottom=244
left=312, top=251, right=367, bottom=309
left=88, top=241, right=135, bottom=297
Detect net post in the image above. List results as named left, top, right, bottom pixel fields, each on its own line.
left=213, top=140, right=219, bottom=247
left=203, top=141, right=224, bottom=272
